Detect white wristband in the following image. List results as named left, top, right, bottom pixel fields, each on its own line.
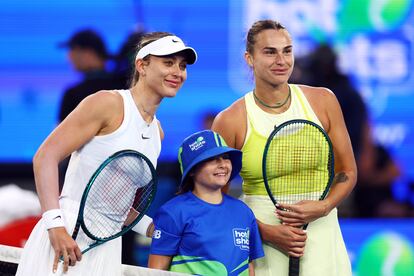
left=131, top=215, right=153, bottom=236
left=42, top=209, right=65, bottom=230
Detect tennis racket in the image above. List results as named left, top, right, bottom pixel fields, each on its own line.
left=64, top=149, right=157, bottom=258
left=262, top=119, right=334, bottom=276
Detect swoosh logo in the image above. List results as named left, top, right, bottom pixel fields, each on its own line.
left=172, top=39, right=179, bottom=43
left=53, top=215, right=61, bottom=220
left=142, top=134, right=150, bottom=140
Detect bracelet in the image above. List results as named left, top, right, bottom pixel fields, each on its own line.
left=42, top=209, right=65, bottom=230
left=131, top=215, right=153, bottom=237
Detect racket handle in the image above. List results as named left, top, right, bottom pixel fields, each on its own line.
left=289, top=256, right=300, bottom=276
left=72, top=224, right=81, bottom=240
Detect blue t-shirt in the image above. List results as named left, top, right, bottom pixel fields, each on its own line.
left=150, top=192, right=264, bottom=275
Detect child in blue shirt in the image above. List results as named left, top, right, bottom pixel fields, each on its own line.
left=148, top=130, right=264, bottom=275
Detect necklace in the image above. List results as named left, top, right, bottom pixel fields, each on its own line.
left=138, top=102, right=154, bottom=126
left=253, top=86, right=291, bottom=109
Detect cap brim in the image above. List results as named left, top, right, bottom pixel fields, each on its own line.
left=152, top=47, right=197, bottom=64
left=180, top=147, right=242, bottom=185
left=136, top=36, right=198, bottom=64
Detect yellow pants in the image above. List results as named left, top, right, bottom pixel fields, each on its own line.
left=242, top=195, right=352, bottom=276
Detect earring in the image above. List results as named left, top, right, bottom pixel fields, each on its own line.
left=249, top=57, right=254, bottom=67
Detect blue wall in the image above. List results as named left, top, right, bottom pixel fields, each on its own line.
left=1, top=1, right=414, bottom=273
left=1, top=1, right=414, bottom=186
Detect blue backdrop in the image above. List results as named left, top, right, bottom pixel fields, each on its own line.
left=1, top=0, right=414, bottom=199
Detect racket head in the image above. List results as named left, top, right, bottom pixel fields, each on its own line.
left=78, top=149, right=157, bottom=242
left=262, top=119, right=334, bottom=207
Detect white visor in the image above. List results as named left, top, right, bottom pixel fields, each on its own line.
left=136, top=35, right=197, bottom=64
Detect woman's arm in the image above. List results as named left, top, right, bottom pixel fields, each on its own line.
left=277, top=88, right=357, bottom=226
left=212, top=102, right=307, bottom=257
left=148, top=254, right=173, bottom=270
left=35, top=91, right=119, bottom=212
left=34, top=91, right=122, bottom=272
left=211, top=99, right=245, bottom=193
left=319, top=88, right=357, bottom=212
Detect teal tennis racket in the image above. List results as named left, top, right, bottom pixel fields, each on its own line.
left=262, top=119, right=334, bottom=276
left=67, top=149, right=157, bottom=257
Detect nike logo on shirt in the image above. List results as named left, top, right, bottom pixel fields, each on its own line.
left=142, top=134, right=150, bottom=140
left=53, top=216, right=61, bottom=220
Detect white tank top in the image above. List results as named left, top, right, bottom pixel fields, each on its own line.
left=60, top=89, right=161, bottom=202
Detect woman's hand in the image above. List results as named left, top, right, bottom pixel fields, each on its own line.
left=275, top=200, right=330, bottom=227
left=48, top=227, right=82, bottom=273
left=258, top=221, right=307, bottom=257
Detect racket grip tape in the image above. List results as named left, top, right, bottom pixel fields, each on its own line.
left=72, top=224, right=81, bottom=240
left=289, top=256, right=300, bottom=276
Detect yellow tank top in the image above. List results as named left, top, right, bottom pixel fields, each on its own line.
left=240, top=84, right=322, bottom=195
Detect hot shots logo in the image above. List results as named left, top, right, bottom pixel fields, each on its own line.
left=233, top=228, right=250, bottom=250
left=189, top=136, right=206, bottom=151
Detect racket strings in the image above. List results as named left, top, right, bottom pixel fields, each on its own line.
left=265, top=122, right=332, bottom=205
left=132, top=181, right=155, bottom=213
left=83, top=154, right=155, bottom=239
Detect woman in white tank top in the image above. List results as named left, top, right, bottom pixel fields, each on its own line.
left=17, top=32, right=197, bottom=276
left=212, top=20, right=356, bottom=275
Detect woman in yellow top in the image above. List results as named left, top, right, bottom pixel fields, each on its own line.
left=212, top=19, right=356, bottom=275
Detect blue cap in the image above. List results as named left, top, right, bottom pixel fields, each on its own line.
left=178, top=130, right=242, bottom=185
